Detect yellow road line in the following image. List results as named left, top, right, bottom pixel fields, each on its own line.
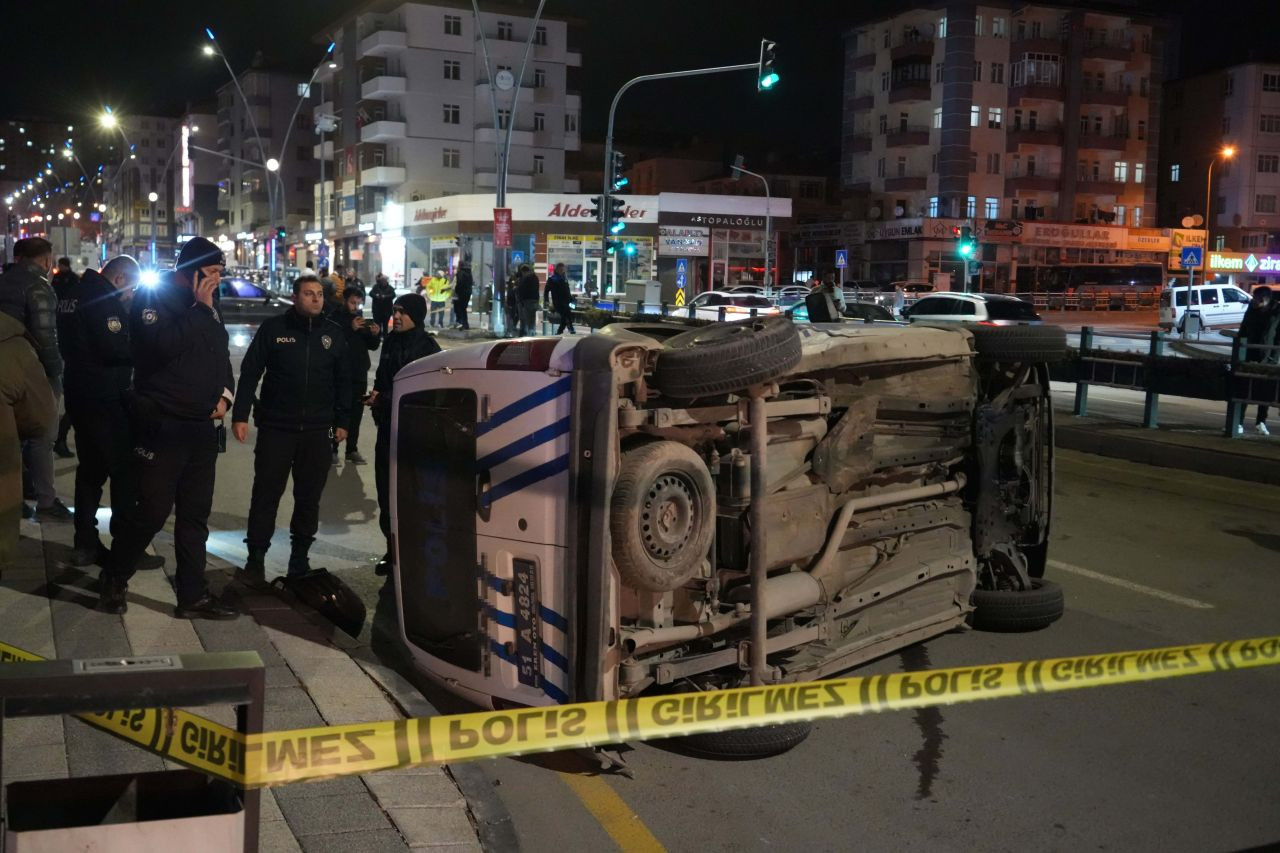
left=560, top=773, right=666, bottom=853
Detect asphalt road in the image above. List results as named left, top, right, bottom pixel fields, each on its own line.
left=194, top=324, right=1280, bottom=852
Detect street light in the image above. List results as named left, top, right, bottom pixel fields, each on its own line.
left=731, top=155, right=773, bottom=293
left=148, top=191, right=159, bottom=267
left=1184, top=145, right=1237, bottom=339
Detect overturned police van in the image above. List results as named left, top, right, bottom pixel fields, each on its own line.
left=389, top=315, right=1065, bottom=756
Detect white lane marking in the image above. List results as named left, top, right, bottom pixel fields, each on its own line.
left=1048, top=559, right=1215, bottom=610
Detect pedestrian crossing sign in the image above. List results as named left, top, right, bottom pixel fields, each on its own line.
left=835, top=249, right=848, bottom=269
left=676, top=258, right=688, bottom=274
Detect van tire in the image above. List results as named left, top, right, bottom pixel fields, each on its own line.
left=654, top=316, right=802, bottom=398
left=967, top=324, right=1067, bottom=364
left=666, top=721, right=813, bottom=759
left=611, top=441, right=715, bottom=592
left=970, top=579, right=1064, bottom=632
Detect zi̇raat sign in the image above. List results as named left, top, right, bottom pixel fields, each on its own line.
left=1207, top=252, right=1280, bottom=274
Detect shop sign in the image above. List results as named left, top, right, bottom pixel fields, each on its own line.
left=659, top=225, right=709, bottom=256
left=1207, top=252, right=1280, bottom=273
left=413, top=206, right=448, bottom=223
left=340, top=195, right=356, bottom=228
left=1168, top=228, right=1207, bottom=269
left=1020, top=222, right=1125, bottom=250
left=867, top=218, right=924, bottom=240
left=1125, top=227, right=1171, bottom=252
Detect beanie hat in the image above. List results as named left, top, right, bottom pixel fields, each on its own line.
left=176, top=236, right=224, bottom=271
left=394, top=293, right=427, bottom=329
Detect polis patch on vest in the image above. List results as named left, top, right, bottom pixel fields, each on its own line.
left=321, top=334, right=333, bottom=350
left=107, top=316, right=122, bottom=333
left=142, top=308, right=158, bottom=325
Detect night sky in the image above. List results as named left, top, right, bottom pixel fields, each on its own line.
left=1, top=0, right=1275, bottom=166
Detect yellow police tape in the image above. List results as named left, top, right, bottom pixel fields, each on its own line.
left=5, top=636, right=1280, bottom=788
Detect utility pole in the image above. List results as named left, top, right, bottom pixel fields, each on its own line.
left=731, top=155, right=772, bottom=293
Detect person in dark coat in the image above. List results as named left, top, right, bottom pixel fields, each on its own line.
left=51, top=258, right=80, bottom=458
left=368, top=293, right=440, bottom=575
left=0, top=311, right=57, bottom=564
left=543, top=262, right=575, bottom=334
left=99, top=237, right=237, bottom=619
left=0, top=237, right=69, bottom=521
left=1240, top=286, right=1280, bottom=436
left=452, top=261, right=474, bottom=330
left=369, top=273, right=396, bottom=339
left=516, top=264, right=541, bottom=336
left=327, top=286, right=380, bottom=464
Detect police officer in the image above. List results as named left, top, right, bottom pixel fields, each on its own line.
left=99, top=237, right=237, bottom=618
left=51, top=257, right=80, bottom=458
left=327, top=285, right=379, bottom=465
left=368, top=293, right=439, bottom=575
left=232, top=274, right=351, bottom=580
left=62, top=255, right=162, bottom=570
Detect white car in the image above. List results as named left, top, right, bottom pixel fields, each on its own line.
left=1158, top=283, right=1252, bottom=330
left=904, top=293, right=1041, bottom=325
left=682, top=290, right=780, bottom=322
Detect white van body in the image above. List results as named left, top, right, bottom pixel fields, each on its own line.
left=1159, top=283, right=1252, bottom=330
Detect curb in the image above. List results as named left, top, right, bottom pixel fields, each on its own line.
left=1055, top=425, right=1280, bottom=485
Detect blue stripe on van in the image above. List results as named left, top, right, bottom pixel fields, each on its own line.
left=539, top=605, right=569, bottom=633
left=540, top=642, right=569, bottom=673
left=480, top=454, right=570, bottom=508
left=486, top=606, right=516, bottom=629
left=476, top=417, right=571, bottom=471
left=476, top=375, right=572, bottom=437
left=540, top=679, right=569, bottom=704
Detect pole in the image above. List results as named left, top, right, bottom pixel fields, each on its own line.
left=1189, top=158, right=1216, bottom=340
left=150, top=200, right=156, bottom=267
left=318, top=79, right=327, bottom=274
left=731, top=162, right=771, bottom=293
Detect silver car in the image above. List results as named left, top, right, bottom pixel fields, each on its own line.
left=904, top=293, right=1042, bottom=325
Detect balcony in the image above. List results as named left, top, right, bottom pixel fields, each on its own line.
left=359, top=28, right=407, bottom=58
left=475, top=126, right=533, bottom=147
left=1005, top=126, right=1063, bottom=150
left=890, top=37, right=934, bottom=61
left=886, top=126, right=930, bottom=147
left=565, top=50, right=582, bottom=66
left=888, top=81, right=931, bottom=104
left=1079, top=88, right=1129, bottom=107
left=313, top=140, right=334, bottom=160
left=851, top=52, right=876, bottom=70
left=1084, top=39, right=1133, bottom=61
left=850, top=94, right=875, bottom=111
left=1077, top=132, right=1128, bottom=151
left=883, top=175, right=927, bottom=191
left=1006, top=174, right=1061, bottom=193
left=1011, top=35, right=1065, bottom=54
left=1076, top=178, right=1125, bottom=195
left=849, top=134, right=872, bottom=152
left=360, top=165, right=406, bottom=186
left=360, top=120, right=406, bottom=143
left=361, top=75, right=406, bottom=99
left=1010, top=81, right=1063, bottom=102
left=476, top=169, right=533, bottom=191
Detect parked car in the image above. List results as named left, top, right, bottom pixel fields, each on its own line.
left=788, top=298, right=897, bottom=324
left=1158, top=283, right=1252, bottom=331
left=390, top=315, right=1065, bottom=757
left=904, top=293, right=1042, bottom=325
left=683, top=290, right=780, bottom=322
left=217, top=278, right=293, bottom=324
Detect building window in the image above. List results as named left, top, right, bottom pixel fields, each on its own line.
left=534, top=68, right=547, bottom=88
left=1170, top=163, right=1180, bottom=182
left=1132, top=207, right=1142, bottom=227
left=534, top=25, right=547, bottom=46
left=442, top=148, right=460, bottom=168
left=442, top=103, right=460, bottom=124
left=1114, top=161, right=1128, bottom=181
left=971, top=105, right=981, bottom=127
left=898, top=111, right=909, bottom=131
left=1135, top=162, right=1145, bottom=183
left=881, top=71, right=890, bottom=91
left=938, top=16, right=947, bottom=38
left=966, top=195, right=977, bottom=218
left=1137, top=119, right=1146, bottom=140
left=565, top=112, right=578, bottom=133
left=974, top=61, right=982, bottom=82
left=444, top=59, right=461, bottom=80
left=883, top=29, right=890, bottom=48
left=1260, top=154, right=1280, bottom=173
left=1257, top=194, right=1277, bottom=213
left=987, top=153, right=1000, bottom=174
left=444, top=14, right=461, bottom=35
left=991, top=62, right=1004, bottom=84
left=1264, top=73, right=1280, bottom=92
left=533, top=112, right=546, bottom=131
left=935, top=63, right=944, bottom=83
left=1026, top=155, right=1037, bottom=176
left=985, top=197, right=999, bottom=218
left=897, top=156, right=907, bottom=177
left=879, top=114, right=888, bottom=134
left=974, top=15, right=984, bottom=36
left=932, top=107, right=942, bottom=129
left=1223, top=115, right=1231, bottom=135
left=498, top=109, right=510, bottom=129
left=992, top=17, right=1005, bottom=37
left=928, top=196, right=939, bottom=216
left=532, top=155, right=545, bottom=175
left=988, top=107, right=1002, bottom=128
left=1262, top=115, right=1280, bottom=133
left=497, top=21, right=514, bottom=40
left=931, top=153, right=938, bottom=172
left=1114, top=205, right=1125, bottom=223
left=876, top=157, right=885, bottom=178
left=1224, top=73, right=1235, bottom=96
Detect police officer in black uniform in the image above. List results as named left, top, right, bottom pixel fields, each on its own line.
left=62, top=255, right=161, bottom=570
left=326, top=285, right=379, bottom=465
left=51, top=257, right=80, bottom=458
left=232, top=274, right=351, bottom=580
left=99, top=237, right=237, bottom=618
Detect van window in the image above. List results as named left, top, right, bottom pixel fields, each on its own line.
left=1199, top=288, right=1220, bottom=306
left=985, top=299, right=1040, bottom=321
left=1223, top=288, right=1251, bottom=304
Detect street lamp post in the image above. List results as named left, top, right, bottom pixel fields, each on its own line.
left=730, top=156, right=772, bottom=293
left=99, top=108, right=138, bottom=254
left=1188, top=145, right=1236, bottom=339
left=148, top=191, right=159, bottom=266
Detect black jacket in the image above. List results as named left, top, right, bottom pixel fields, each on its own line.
left=52, top=270, right=80, bottom=361
left=232, top=308, right=352, bottom=431
left=372, top=328, right=440, bottom=421
left=62, top=269, right=132, bottom=403
left=453, top=268, right=474, bottom=299
left=517, top=270, right=541, bottom=302
left=130, top=273, right=235, bottom=420
left=327, top=303, right=380, bottom=383
left=0, top=261, right=63, bottom=392
left=543, top=274, right=572, bottom=310
left=369, top=280, right=396, bottom=325
left=1241, top=300, right=1280, bottom=364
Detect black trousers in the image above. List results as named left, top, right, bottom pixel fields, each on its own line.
left=106, top=416, right=217, bottom=606
left=56, top=410, right=72, bottom=444
left=67, top=396, right=137, bottom=550
left=333, top=385, right=367, bottom=454
left=374, top=416, right=391, bottom=545
left=246, top=426, right=332, bottom=558
left=453, top=294, right=470, bottom=329
left=552, top=304, right=575, bottom=334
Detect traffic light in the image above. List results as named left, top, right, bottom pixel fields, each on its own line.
left=605, top=239, right=621, bottom=255
left=608, top=197, right=626, bottom=234
left=276, top=225, right=287, bottom=242
left=589, top=195, right=603, bottom=222
left=955, top=225, right=976, bottom=258
left=758, top=39, right=779, bottom=91
left=610, top=151, right=628, bottom=191
left=623, top=242, right=636, bottom=256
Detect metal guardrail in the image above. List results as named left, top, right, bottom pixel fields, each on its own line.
left=1057, top=326, right=1280, bottom=436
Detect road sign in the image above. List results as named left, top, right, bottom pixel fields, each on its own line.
left=834, top=249, right=848, bottom=269
left=676, top=258, right=688, bottom=274
left=493, top=207, right=512, bottom=249
left=1180, top=246, right=1203, bottom=268
left=676, top=273, right=687, bottom=287
left=510, top=250, right=525, bottom=265
left=675, top=288, right=686, bottom=307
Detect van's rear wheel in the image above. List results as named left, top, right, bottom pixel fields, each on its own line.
left=654, top=316, right=802, bottom=398
left=970, top=579, right=1064, bottom=632
left=664, top=721, right=813, bottom=759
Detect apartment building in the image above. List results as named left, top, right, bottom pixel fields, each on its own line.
left=1161, top=63, right=1280, bottom=258
left=842, top=4, right=1175, bottom=287
left=101, top=114, right=179, bottom=264
left=312, top=0, right=582, bottom=277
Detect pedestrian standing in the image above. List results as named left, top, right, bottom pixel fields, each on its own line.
left=51, top=257, right=80, bottom=459
left=516, top=264, right=541, bottom=336
left=99, top=237, right=237, bottom=618
left=426, top=269, right=450, bottom=328
left=0, top=237, right=70, bottom=522
left=1240, top=286, right=1280, bottom=436
left=453, top=261, right=474, bottom=330
left=368, top=293, right=440, bottom=575
left=369, top=273, right=396, bottom=338
left=327, top=286, right=379, bottom=464
left=0, top=311, right=56, bottom=564
left=232, top=275, right=351, bottom=581
left=62, top=256, right=162, bottom=570
left=544, top=262, right=575, bottom=334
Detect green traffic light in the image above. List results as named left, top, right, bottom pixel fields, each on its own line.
left=760, top=72, right=779, bottom=89
left=958, top=243, right=974, bottom=258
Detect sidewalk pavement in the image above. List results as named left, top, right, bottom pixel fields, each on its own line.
left=0, top=516, right=483, bottom=853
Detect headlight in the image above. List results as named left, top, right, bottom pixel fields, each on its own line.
left=139, top=269, right=160, bottom=287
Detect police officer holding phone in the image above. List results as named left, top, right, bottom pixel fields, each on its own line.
left=99, top=237, right=237, bottom=619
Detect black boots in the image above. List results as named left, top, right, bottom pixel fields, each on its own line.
left=98, top=576, right=127, bottom=614
left=287, top=537, right=315, bottom=578
left=374, top=552, right=394, bottom=576
left=236, top=545, right=268, bottom=587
